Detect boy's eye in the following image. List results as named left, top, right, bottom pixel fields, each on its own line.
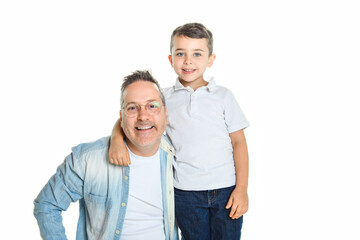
left=176, top=52, right=184, bottom=57
left=194, top=53, right=201, bottom=57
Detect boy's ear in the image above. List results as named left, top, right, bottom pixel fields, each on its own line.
left=207, top=54, right=216, bottom=68
left=168, top=55, right=173, bottom=67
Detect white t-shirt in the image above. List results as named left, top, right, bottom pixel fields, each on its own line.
left=163, top=77, right=249, bottom=191
left=120, top=148, right=165, bottom=240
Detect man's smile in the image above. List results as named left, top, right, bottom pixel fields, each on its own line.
left=135, top=125, right=154, bottom=131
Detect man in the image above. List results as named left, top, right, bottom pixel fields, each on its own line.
left=34, top=70, right=178, bottom=240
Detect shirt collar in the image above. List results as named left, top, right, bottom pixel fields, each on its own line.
left=174, top=76, right=217, bottom=92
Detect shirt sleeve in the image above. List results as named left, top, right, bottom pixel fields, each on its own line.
left=224, top=90, right=250, bottom=133
left=33, top=152, right=85, bottom=240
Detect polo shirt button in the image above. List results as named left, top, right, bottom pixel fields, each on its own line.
left=121, top=203, right=126, bottom=207
left=124, top=176, right=128, bottom=180
left=115, top=230, right=120, bottom=234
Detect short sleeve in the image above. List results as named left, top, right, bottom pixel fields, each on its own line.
left=224, top=90, right=250, bottom=133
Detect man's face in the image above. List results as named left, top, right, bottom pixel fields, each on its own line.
left=120, top=81, right=168, bottom=156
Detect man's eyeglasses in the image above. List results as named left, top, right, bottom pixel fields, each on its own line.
left=122, top=101, right=163, bottom=117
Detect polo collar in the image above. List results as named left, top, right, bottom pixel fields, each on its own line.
left=174, top=76, right=217, bottom=92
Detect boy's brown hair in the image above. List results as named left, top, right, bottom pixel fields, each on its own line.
left=170, top=23, right=214, bottom=55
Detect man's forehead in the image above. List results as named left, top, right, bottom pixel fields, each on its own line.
left=124, top=81, right=161, bottom=101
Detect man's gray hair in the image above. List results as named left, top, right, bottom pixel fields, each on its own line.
left=120, top=70, right=166, bottom=108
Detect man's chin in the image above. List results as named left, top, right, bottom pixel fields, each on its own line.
left=132, top=136, right=161, bottom=147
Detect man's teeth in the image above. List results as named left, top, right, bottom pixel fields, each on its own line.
left=136, top=126, right=153, bottom=130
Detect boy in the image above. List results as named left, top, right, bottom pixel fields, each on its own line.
left=110, top=23, right=249, bottom=239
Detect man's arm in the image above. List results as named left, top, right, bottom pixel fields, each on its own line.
left=109, top=118, right=130, bottom=166
left=33, top=154, right=84, bottom=239
left=225, top=129, right=249, bottom=219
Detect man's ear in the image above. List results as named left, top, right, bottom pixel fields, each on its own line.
left=168, top=55, right=173, bottom=67
left=119, top=111, right=123, bottom=125
left=207, top=54, right=216, bottom=68
left=165, top=106, right=169, bottom=125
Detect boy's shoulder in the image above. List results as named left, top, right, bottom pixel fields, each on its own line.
left=207, top=81, right=235, bottom=100
left=162, top=86, right=173, bottom=93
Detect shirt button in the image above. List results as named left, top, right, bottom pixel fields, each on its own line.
left=121, top=202, right=126, bottom=207
left=124, top=176, right=128, bottom=180
left=115, top=230, right=120, bottom=234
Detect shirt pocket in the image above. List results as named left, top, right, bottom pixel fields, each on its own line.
left=84, top=192, right=112, bottom=234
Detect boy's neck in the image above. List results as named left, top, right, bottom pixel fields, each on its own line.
left=179, top=78, right=208, bottom=91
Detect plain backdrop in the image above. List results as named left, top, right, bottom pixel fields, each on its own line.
left=1, top=0, right=359, bottom=239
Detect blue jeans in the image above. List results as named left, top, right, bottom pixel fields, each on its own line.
left=175, top=186, right=243, bottom=240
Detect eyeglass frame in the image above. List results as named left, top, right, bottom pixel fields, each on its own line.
left=121, top=100, right=165, bottom=117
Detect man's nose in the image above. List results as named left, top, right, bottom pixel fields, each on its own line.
left=137, top=106, right=150, bottom=120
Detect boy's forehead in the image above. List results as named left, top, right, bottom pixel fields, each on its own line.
left=172, top=36, right=209, bottom=51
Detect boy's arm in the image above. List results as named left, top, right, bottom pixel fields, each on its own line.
left=226, top=129, right=249, bottom=219
left=109, top=118, right=130, bottom=166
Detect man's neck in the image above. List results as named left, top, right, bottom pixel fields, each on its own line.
left=125, top=140, right=161, bottom=157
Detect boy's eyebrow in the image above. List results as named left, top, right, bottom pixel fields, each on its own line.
left=175, top=48, right=205, bottom=52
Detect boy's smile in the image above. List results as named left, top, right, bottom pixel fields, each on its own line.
left=169, top=36, right=215, bottom=90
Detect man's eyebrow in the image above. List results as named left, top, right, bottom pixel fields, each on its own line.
left=125, top=99, right=159, bottom=105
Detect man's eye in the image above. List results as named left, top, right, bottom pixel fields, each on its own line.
left=127, top=106, right=137, bottom=111
left=148, top=104, right=156, bottom=109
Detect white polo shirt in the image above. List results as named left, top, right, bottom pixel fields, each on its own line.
left=163, top=77, right=249, bottom=191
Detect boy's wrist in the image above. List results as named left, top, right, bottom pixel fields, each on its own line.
left=234, top=185, right=248, bottom=192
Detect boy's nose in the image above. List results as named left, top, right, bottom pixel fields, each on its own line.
left=184, top=56, right=192, bottom=64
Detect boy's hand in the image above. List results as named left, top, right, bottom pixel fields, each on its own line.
left=225, top=187, right=249, bottom=219
left=109, top=139, right=131, bottom=166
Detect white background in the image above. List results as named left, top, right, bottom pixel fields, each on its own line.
left=1, top=0, right=359, bottom=239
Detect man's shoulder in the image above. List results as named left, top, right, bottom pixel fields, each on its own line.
left=71, top=136, right=110, bottom=159
left=159, top=134, right=175, bottom=156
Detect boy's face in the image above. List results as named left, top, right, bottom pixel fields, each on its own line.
left=168, top=36, right=215, bottom=89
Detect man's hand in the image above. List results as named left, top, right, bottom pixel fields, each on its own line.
left=225, top=187, right=249, bottom=219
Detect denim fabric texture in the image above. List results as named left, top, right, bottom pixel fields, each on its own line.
left=175, top=186, right=243, bottom=240
left=34, top=135, right=178, bottom=240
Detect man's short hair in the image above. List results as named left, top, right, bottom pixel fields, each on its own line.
left=120, top=70, right=165, bottom=108
left=170, top=22, right=214, bottom=55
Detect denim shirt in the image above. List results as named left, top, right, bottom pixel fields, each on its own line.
left=34, top=135, right=178, bottom=240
